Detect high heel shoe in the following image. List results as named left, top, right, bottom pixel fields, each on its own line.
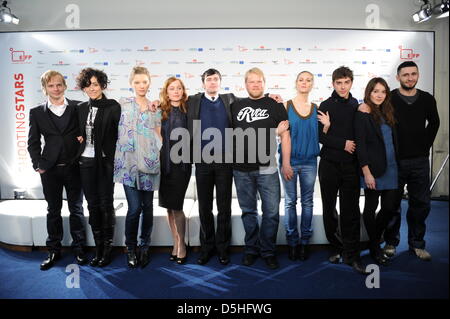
left=169, top=254, right=177, bottom=261
left=176, top=255, right=187, bottom=265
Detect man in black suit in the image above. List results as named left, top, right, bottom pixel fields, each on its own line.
left=187, top=69, right=236, bottom=265
left=28, top=70, right=87, bottom=270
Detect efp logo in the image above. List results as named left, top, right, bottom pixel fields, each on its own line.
left=399, top=45, right=420, bottom=59
left=10, top=48, right=32, bottom=63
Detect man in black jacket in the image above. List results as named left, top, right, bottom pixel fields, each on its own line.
left=318, top=66, right=367, bottom=274
left=28, top=70, right=87, bottom=270
left=383, top=61, right=440, bottom=261
left=187, top=69, right=236, bottom=266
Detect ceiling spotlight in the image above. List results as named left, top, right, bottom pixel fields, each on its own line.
left=433, top=0, right=449, bottom=18
left=412, top=0, right=433, bottom=23
left=0, top=1, right=19, bottom=25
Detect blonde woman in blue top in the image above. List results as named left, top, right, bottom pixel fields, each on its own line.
left=114, top=66, right=162, bottom=268
left=278, top=71, right=328, bottom=261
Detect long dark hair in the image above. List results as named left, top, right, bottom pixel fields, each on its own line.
left=363, top=77, right=396, bottom=127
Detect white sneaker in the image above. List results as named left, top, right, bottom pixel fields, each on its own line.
left=413, top=248, right=432, bottom=261
left=383, top=244, right=396, bottom=257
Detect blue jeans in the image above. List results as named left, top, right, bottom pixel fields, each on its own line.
left=280, top=163, right=317, bottom=246
left=233, top=169, right=280, bottom=257
left=123, top=185, right=154, bottom=249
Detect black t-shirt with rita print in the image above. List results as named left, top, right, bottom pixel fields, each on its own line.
left=231, top=96, right=288, bottom=171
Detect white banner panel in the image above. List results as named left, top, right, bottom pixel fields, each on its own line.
left=0, top=28, right=434, bottom=199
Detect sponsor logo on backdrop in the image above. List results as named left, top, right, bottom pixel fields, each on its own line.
left=88, top=48, right=98, bottom=53
left=69, top=49, right=84, bottom=53
left=52, top=61, right=71, bottom=66
left=253, top=46, right=271, bottom=51
left=188, top=48, right=203, bottom=52
left=230, top=60, right=245, bottom=64
left=299, top=59, right=317, bottom=64
left=356, top=46, right=373, bottom=51
left=308, top=46, right=323, bottom=51
left=137, top=46, right=156, bottom=52
left=284, top=59, right=294, bottom=65
left=76, top=62, right=88, bottom=66
left=238, top=45, right=248, bottom=52
left=168, top=61, right=180, bottom=64
left=93, top=62, right=109, bottom=66
left=186, top=59, right=204, bottom=64
left=222, top=48, right=233, bottom=51
left=184, top=73, right=195, bottom=79
left=150, top=61, right=162, bottom=64
left=329, top=48, right=348, bottom=51
left=268, top=85, right=286, bottom=90
left=10, top=48, right=32, bottom=63
left=277, top=48, right=291, bottom=51
left=249, top=61, right=265, bottom=64
left=13, top=73, right=28, bottom=172
left=102, top=48, right=115, bottom=52
left=399, top=45, right=420, bottom=59
left=121, top=48, right=132, bottom=52
left=161, top=48, right=183, bottom=51
left=49, top=50, right=66, bottom=53
left=135, top=60, right=146, bottom=65
left=114, top=60, right=130, bottom=65
left=36, top=50, right=45, bottom=54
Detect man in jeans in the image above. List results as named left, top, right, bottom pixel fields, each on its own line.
left=382, top=61, right=440, bottom=261
left=231, top=67, right=292, bottom=270
left=28, top=70, right=87, bottom=270
left=318, top=66, right=367, bottom=274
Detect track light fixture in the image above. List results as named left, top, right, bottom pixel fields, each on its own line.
left=0, top=1, right=19, bottom=25
left=413, top=0, right=433, bottom=23
left=433, top=0, right=449, bottom=18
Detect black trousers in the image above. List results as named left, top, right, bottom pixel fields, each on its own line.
left=79, top=157, right=115, bottom=243
left=384, top=157, right=431, bottom=249
left=40, top=164, right=85, bottom=252
left=319, top=158, right=361, bottom=262
left=195, top=163, right=233, bottom=255
left=363, top=188, right=397, bottom=251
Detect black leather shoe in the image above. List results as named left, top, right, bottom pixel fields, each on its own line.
left=98, top=245, right=113, bottom=267
left=263, top=256, right=279, bottom=269
left=127, top=249, right=138, bottom=268
left=347, top=259, right=369, bottom=275
left=298, top=245, right=308, bottom=261
left=242, top=254, right=258, bottom=266
left=90, top=246, right=103, bottom=267
left=288, top=245, right=298, bottom=261
left=75, top=250, right=88, bottom=265
left=169, top=254, right=177, bottom=261
left=370, top=250, right=390, bottom=266
left=218, top=253, right=230, bottom=265
left=197, top=251, right=213, bottom=265
left=40, top=252, right=61, bottom=271
left=328, top=253, right=341, bottom=264
left=140, top=249, right=150, bottom=268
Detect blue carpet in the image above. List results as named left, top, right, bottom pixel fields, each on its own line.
left=0, top=200, right=448, bottom=299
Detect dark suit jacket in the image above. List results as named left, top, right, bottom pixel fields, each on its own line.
left=77, top=98, right=121, bottom=163
left=186, top=92, right=237, bottom=141
left=27, top=99, right=81, bottom=171
left=354, top=111, right=398, bottom=178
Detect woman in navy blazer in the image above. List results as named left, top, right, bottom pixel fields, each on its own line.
left=355, top=77, right=398, bottom=266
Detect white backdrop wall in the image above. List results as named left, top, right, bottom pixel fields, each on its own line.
left=0, top=0, right=448, bottom=197
left=0, top=28, right=434, bottom=199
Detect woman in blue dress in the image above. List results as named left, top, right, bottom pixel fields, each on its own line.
left=114, top=66, right=162, bottom=268
left=355, top=77, right=398, bottom=266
